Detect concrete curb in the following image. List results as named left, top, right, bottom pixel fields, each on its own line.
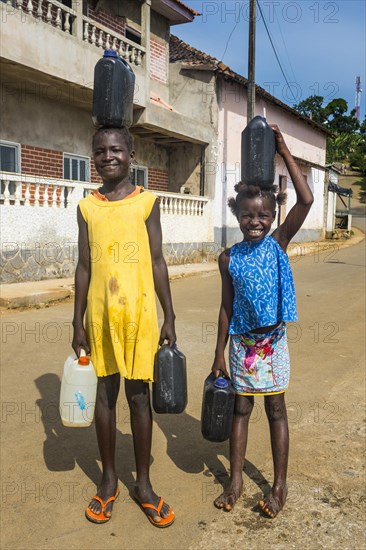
left=1, top=229, right=364, bottom=309
left=0, top=279, right=73, bottom=309
left=287, top=227, right=365, bottom=260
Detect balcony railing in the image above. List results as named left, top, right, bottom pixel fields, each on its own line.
left=156, top=191, right=207, bottom=217
left=5, top=0, right=145, bottom=66
left=0, top=172, right=208, bottom=216
left=82, top=16, right=144, bottom=66
left=0, top=172, right=81, bottom=207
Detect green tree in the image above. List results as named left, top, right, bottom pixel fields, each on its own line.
left=293, top=95, right=363, bottom=163
left=324, top=98, right=348, bottom=118
left=359, top=117, right=366, bottom=135
left=293, top=95, right=327, bottom=123
left=326, top=101, right=360, bottom=134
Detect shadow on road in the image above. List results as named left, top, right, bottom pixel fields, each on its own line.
left=34, top=373, right=136, bottom=495
left=153, top=410, right=271, bottom=496
left=34, top=374, right=271, bottom=502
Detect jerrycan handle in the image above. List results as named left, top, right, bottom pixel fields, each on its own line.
left=160, top=342, right=178, bottom=350
left=78, top=348, right=90, bottom=366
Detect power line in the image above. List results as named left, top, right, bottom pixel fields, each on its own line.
left=274, top=8, right=297, bottom=85
left=221, top=19, right=240, bottom=61
left=257, top=0, right=298, bottom=102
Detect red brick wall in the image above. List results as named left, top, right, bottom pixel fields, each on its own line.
left=87, top=5, right=126, bottom=36
left=150, top=38, right=167, bottom=84
left=19, top=145, right=168, bottom=192
left=21, top=145, right=63, bottom=178
left=148, top=168, right=168, bottom=192
left=90, top=163, right=102, bottom=184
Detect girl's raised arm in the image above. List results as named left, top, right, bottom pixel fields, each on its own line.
left=271, top=125, right=314, bottom=249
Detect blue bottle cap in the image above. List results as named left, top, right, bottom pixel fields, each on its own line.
left=214, top=377, right=229, bottom=389
left=103, top=49, right=118, bottom=57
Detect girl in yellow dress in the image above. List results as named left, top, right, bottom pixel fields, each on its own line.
left=72, top=126, right=176, bottom=527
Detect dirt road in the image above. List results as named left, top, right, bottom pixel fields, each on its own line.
left=1, top=239, right=365, bottom=549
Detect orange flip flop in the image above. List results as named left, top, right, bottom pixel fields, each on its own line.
left=136, top=497, right=175, bottom=528
left=85, top=489, right=120, bottom=524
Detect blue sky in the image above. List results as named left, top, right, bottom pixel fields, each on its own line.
left=173, top=1, right=366, bottom=121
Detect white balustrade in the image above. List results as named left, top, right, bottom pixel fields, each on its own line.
left=0, top=173, right=208, bottom=219
left=10, top=0, right=144, bottom=65
left=44, top=183, right=49, bottom=205
left=3, top=182, right=10, bottom=205
left=24, top=182, right=31, bottom=206
left=83, top=21, right=89, bottom=41
left=46, top=2, right=52, bottom=24
left=97, top=30, right=103, bottom=48
left=91, top=26, right=96, bottom=46
left=55, top=7, right=61, bottom=28
left=155, top=192, right=208, bottom=217
left=0, top=172, right=98, bottom=209
left=14, top=0, right=77, bottom=32
left=82, top=16, right=145, bottom=66
left=34, top=184, right=40, bottom=207
left=64, top=11, right=70, bottom=33
left=14, top=181, right=21, bottom=206
left=37, top=0, right=43, bottom=20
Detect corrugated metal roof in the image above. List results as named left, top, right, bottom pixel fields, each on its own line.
left=170, top=35, right=330, bottom=135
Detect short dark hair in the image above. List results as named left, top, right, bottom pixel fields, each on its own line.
left=92, top=126, right=134, bottom=152
left=228, top=182, right=286, bottom=217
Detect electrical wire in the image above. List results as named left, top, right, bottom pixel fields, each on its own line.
left=257, top=0, right=298, bottom=101
left=274, top=8, right=297, bottom=85
left=221, top=19, right=240, bottom=61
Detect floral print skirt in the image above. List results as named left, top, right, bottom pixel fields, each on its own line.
left=229, top=323, right=290, bottom=395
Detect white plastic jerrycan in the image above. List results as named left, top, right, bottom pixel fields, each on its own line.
left=60, top=349, right=97, bottom=427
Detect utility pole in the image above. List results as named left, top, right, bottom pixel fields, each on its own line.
left=247, top=0, right=256, bottom=122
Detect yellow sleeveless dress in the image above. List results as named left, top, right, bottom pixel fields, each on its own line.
left=79, top=190, right=159, bottom=380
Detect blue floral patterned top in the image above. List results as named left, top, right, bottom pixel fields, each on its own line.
left=228, top=236, right=298, bottom=334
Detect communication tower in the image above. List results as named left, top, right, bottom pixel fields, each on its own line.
left=355, top=76, right=361, bottom=121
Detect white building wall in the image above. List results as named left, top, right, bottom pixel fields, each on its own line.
left=213, top=80, right=327, bottom=246
left=0, top=186, right=212, bottom=282
left=326, top=192, right=336, bottom=235
left=282, top=166, right=325, bottom=241
left=1, top=196, right=212, bottom=249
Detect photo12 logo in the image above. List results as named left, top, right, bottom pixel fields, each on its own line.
left=200, top=2, right=340, bottom=24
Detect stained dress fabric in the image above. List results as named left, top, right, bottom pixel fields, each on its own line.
left=78, top=191, right=159, bottom=380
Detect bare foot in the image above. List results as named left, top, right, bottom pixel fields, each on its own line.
left=134, top=483, right=174, bottom=525
left=86, top=475, right=119, bottom=519
left=214, top=480, right=243, bottom=511
left=258, top=484, right=288, bottom=518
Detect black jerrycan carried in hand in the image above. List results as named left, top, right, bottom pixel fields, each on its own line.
left=152, top=345, right=187, bottom=414
left=201, top=373, right=235, bottom=442
left=241, top=115, right=276, bottom=188
left=92, top=49, right=135, bottom=128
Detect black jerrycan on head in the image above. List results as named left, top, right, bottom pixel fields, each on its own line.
left=152, top=345, right=187, bottom=414
left=241, top=115, right=276, bottom=188
left=201, top=373, right=235, bottom=442
left=92, top=49, right=135, bottom=128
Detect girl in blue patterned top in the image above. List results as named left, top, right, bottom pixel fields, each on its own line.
left=212, top=125, right=313, bottom=518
